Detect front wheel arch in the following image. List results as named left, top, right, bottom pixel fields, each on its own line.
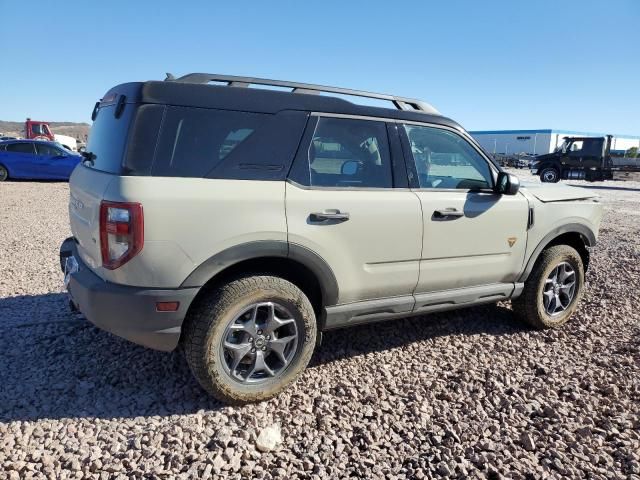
left=518, top=226, right=594, bottom=283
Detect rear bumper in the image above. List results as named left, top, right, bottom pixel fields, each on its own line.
left=60, top=237, right=199, bottom=351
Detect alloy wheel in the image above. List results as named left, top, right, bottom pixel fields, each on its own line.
left=542, top=261, right=576, bottom=316
left=220, top=302, right=299, bottom=384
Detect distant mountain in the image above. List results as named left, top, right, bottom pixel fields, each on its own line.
left=0, top=120, right=90, bottom=141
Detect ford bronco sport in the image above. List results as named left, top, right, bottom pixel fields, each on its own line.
left=60, top=73, right=604, bottom=403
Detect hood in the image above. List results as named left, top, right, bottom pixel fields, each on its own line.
left=521, top=182, right=600, bottom=203
left=532, top=153, right=558, bottom=163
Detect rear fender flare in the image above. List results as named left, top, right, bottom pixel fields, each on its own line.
left=180, top=241, right=339, bottom=306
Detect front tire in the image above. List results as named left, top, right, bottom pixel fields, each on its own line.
left=182, top=275, right=317, bottom=404
left=512, top=245, right=585, bottom=329
left=540, top=167, right=560, bottom=183
left=0, top=165, right=8, bottom=181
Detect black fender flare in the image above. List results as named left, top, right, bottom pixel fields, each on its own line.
left=517, top=223, right=596, bottom=282
left=180, top=240, right=339, bottom=306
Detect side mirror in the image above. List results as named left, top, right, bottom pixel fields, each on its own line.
left=341, top=160, right=359, bottom=175
left=495, top=171, right=520, bottom=195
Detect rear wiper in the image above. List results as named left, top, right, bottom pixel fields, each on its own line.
left=81, top=150, right=96, bottom=166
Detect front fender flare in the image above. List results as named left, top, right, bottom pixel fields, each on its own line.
left=518, top=223, right=596, bottom=283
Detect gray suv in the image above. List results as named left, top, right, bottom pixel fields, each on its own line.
left=60, top=73, right=604, bottom=403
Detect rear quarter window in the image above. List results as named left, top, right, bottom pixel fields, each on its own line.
left=152, top=107, right=268, bottom=177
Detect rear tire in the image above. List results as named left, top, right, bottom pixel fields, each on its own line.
left=0, top=165, right=8, bottom=181
left=512, top=245, right=584, bottom=329
left=182, top=275, right=317, bottom=404
left=540, top=167, right=560, bottom=183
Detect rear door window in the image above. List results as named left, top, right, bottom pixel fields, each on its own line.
left=305, top=117, right=393, bottom=188
left=152, top=107, right=268, bottom=177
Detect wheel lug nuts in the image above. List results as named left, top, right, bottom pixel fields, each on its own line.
left=251, top=347, right=256, bottom=353
left=266, top=335, right=270, bottom=340
left=257, top=330, right=263, bottom=335
left=261, top=346, right=267, bottom=351
left=249, top=338, right=253, bottom=342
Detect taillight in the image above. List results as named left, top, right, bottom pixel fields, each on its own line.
left=99, top=201, right=144, bottom=270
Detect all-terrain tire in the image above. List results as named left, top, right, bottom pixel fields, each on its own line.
left=512, top=245, right=585, bottom=329
left=182, top=275, right=317, bottom=404
left=540, top=167, right=560, bottom=183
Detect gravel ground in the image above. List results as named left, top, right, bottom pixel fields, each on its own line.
left=1, top=172, right=639, bottom=479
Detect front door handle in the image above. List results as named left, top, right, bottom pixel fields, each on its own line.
left=309, top=209, right=350, bottom=222
left=433, top=208, right=464, bottom=219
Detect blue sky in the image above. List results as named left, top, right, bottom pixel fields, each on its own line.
left=1, top=0, right=638, bottom=134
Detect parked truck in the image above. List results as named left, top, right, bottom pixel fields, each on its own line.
left=24, top=118, right=78, bottom=151
left=530, top=135, right=640, bottom=182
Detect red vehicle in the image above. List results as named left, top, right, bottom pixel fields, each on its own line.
left=24, top=118, right=55, bottom=141
left=23, top=118, right=77, bottom=151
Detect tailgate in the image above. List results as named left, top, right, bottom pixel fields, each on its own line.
left=69, top=165, right=114, bottom=276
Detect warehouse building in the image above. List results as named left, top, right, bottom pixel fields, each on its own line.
left=470, top=129, right=640, bottom=156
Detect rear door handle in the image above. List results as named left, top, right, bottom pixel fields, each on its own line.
left=433, top=208, right=464, bottom=219
left=309, top=209, right=350, bottom=222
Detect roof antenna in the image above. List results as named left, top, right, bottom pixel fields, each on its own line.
left=165, top=73, right=176, bottom=81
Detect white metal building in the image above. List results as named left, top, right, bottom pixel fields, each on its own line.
left=469, top=129, right=640, bottom=156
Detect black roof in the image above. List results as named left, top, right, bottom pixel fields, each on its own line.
left=101, top=74, right=465, bottom=133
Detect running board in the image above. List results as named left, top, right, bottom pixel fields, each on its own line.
left=324, top=283, right=519, bottom=330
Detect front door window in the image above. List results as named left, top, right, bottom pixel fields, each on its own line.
left=402, top=125, right=493, bottom=190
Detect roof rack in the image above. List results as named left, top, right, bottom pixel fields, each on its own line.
left=165, top=73, right=440, bottom=115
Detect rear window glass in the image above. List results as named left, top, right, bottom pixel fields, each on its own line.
left=85, top=104, right=134, bottom=174
left=152, top=107, right=268, bottom=177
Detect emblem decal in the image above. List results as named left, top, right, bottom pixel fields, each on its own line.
left=508, top=237, right=517, bottom=247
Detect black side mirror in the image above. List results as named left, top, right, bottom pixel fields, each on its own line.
left=495, top=171, right=520, bottom=195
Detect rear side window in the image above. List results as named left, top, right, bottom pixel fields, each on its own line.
left=152, top=107, right=267, bottom=177
left=6, top=143, right=36, bottom=154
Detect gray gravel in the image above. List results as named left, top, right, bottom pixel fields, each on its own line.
left=1, top=172, right=639, bottom=479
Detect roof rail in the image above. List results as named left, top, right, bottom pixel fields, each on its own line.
left=166, top=73, right=440, bottom=115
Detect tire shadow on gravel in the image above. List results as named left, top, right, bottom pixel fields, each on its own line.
left=312, top=303, right=530, bottom=366
left=0, top=294, right=528, bottom=422
left=0, top=293, right=224, bottom=422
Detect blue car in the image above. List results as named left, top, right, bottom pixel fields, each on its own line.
left=0, top=140, right=82, bottom=181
